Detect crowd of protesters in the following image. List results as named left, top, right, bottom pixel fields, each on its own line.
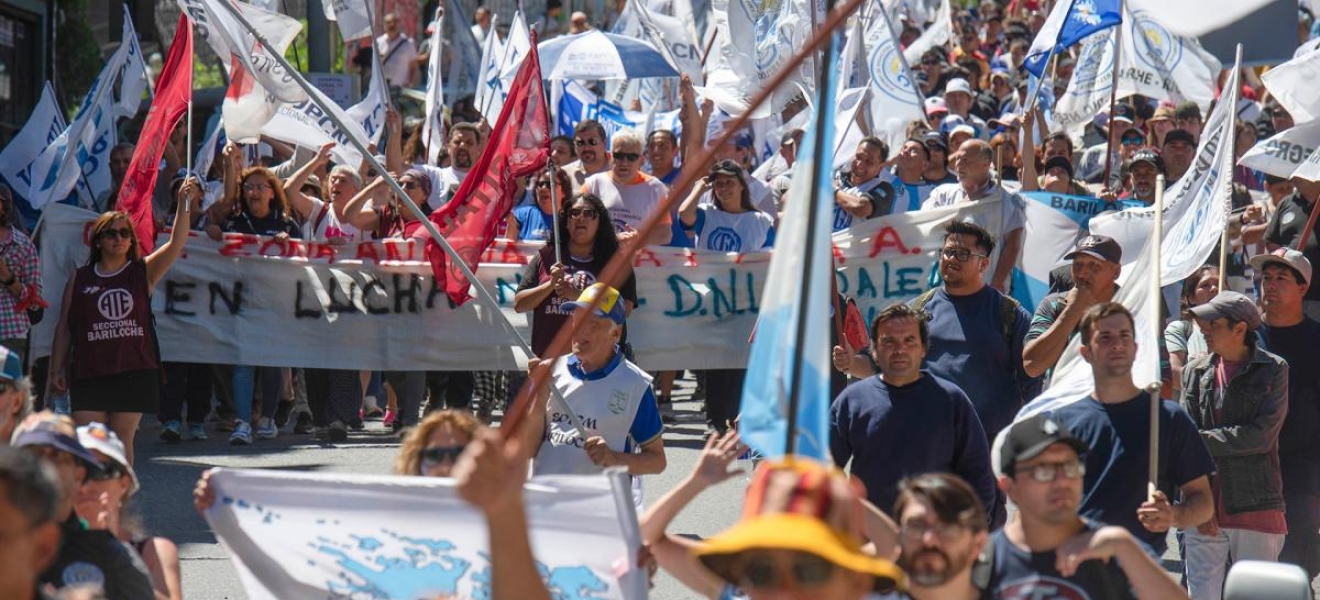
left=7, top=0, right=1320, bottom=598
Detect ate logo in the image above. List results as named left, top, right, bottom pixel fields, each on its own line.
left=97, top=289, right=134, bottom=321
left=997, top=576, right=1091, bottom=600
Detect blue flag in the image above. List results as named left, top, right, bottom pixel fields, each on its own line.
left=1023, top=0, right=1121, bottom=77
left=738, top=34, right=839, bottom=462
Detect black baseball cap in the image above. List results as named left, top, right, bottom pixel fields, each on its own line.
left=923, top=131, right=949, bottom=152
left=996, top=414, right=1089, bottom=477
left=1043, top=156, right=1074, bottom=179
left=1125, top=149, right=1165, bottom=174
left=1064, top=234, right=1122, bottom=264
left=1163, top=129, right=1196, bottom=147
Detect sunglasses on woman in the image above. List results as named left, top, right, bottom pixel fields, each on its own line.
left=100, top=228, right=134, bottom=240
left=420, top=445, right=467, bottom=465
left=569, top=208, right=599, bottom=219
left=736, top=552, right=836, bottom=590
left=88, top=464, right=126, bottom=481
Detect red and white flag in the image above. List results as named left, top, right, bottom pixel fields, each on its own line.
left=426, top=37, right=549, bottom=306
left=117, top=14, right=193, bottom=254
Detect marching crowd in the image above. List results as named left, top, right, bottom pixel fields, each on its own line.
left=3, top=0, right=1320, bottom=599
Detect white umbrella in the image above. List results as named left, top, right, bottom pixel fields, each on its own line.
left=537, top=30, right=679, bottom=80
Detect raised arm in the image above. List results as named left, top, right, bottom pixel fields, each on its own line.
left=146, top=178, right=195, bottom=289
left=679, top=177, right=710, bottom=227
left=385, top=109, right=404, bottom=175
left=1020, top=109, right=1040, bottom=192
left=284, top=143, right=335, bottom=221
left=340, top=175, right=388, bottom=232
left=208, top=143, right=243, bottom=226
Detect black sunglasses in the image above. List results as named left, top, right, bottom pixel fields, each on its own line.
left=574, top=138, right=601, bottom=147
left=100, top=227, right=134, bottom=240
left=569, top=208, right=599, bottom=219
left=612, top=152, right=641, bottom=162
left=535, top=180, right=553, bottom=189
left=87, top=464, right=126, bottom=481
left=420, top=445, right=467, bottom=465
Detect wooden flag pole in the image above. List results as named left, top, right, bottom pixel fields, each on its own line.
left=1148, top=173, right=1165, bottom=501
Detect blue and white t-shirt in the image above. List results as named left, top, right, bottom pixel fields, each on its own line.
left=693, top=209, right=776, bottom=253
left=511, top=205, right=554, bottom=241
left=834, top=173, right=895, bottom=232
left=883, top=168, right=938, bottom=215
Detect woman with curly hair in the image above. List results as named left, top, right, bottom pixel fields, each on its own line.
left=394, top=409, right=483, bottom=477
left=48, top=179, right=195, bottom=465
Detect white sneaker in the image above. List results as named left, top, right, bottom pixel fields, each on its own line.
left=256, top=417, right=278, bottom=440
left=229, top=420, right=253, bottom=446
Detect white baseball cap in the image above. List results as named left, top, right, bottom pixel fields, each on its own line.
left=945, top=78, right=973, bottom=96
left=77, top=423, right=139, bottom=495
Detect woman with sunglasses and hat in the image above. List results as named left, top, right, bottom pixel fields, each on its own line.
left=75, top=423, right=182, bottom=600
left=48, top=181, right=195, bottom=466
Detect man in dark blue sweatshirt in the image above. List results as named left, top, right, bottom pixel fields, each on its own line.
left=830, top=303, right=997, bottom=520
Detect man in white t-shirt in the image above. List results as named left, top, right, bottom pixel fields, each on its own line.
left=521, top=283, right=667, bottom=478
left=376, top=13, right=416, bottom=88
left=563, top=120, right=612, bottom=188
left=583, top=130, right=672, bottom=246
left=425, top=122, right=483, bottom=209
left=922, top=140, right=1025, bottom=293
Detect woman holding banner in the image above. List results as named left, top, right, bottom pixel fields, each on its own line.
left=48, top=180, right=195, bottom=466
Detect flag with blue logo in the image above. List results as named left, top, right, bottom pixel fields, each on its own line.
left=738, top=33, right=838, bottom=461
left=1023, top=0, right=1121, bottom=77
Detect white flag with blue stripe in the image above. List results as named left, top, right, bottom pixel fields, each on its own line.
left=1023, top=0, right=1121, bottom=78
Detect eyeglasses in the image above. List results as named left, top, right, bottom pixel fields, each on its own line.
left=569, top=208, right=599, bottom=219
left=612, top=152, right=641, bottom=162
left=940, top=247, right=987, bottom=262
left=87, top=464, right=126, bottom=482
left=574, top=138, right=601, bottom=147
left=900, top=521, right=967, bottom=543
left=1016, top=460, right=1086, bottom=483
left=100, top=227, right=134, bottom=240
left=402, top=181, right=420, bottom=190
left=420, top=445, right=467, bottom=465
left=535, top=180, right=553, bottom=189
left=737, top=552, right=836, bottom=589
left=243, top=183, right=272, bottom=192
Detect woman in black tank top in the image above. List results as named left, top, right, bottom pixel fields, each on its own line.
left=48, top=180, right=196, bottom=466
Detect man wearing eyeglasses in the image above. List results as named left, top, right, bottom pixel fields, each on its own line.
left=11, top=412, right=153, bottom=600
left=1049, top=302, right=1215, bottom=557
left=583, top=130, right=672, bottom=246
left=990, top=414, right=1189, bottom=599
left=890, top=473, right=991, bottom=600
left=563, top=120, right=611, bottom=188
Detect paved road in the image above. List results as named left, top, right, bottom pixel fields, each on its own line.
left=135, top=383, right=740, bottom=600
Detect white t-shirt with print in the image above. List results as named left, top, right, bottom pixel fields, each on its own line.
left=694, top=208, right=775, bottom=253
left=583, top=172, right=671, bottom=232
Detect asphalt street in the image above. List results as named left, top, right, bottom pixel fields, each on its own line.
left=134, top=380, right=740, bottom=600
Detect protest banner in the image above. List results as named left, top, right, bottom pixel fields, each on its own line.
left=34, top=200, right=999, bottom=371
left=204, top=468, right=646, bottom=600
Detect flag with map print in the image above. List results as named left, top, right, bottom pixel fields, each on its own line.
left=204, top=468, right=646, bottom=600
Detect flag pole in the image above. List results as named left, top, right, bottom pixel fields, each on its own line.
left=1148, top=172, right=1165, bottom=501
left=212, top=0, right=591, bottom=441
left=1100, top=0, right=1126, bottom=188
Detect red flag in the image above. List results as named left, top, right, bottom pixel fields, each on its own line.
left=426, top=35, right=549, bottom=306
left=117, top=15, right=193, bottom=254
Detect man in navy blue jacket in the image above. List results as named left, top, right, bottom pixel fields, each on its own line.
left=830, top=303, right=997, bottom=520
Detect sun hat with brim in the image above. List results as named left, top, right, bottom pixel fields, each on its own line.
left=695, top=458, right=906, bottom=593
left=11, top=411, right=103, bottom=470
left=77, top=423, right=139, bottom=495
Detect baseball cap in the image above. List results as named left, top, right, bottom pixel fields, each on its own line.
left=565, top=283, right=627, bottom=325
left=11, top=411, right=103, bottom=469
left=0, top=346, right=20, bottom=382
left=945, top=78, right=973, bottom=97
left=77, top=423, right=139, bottom=495
left=924, top=96, right=949, bottom=117
left=988, top=112, right=1023, bottom=130
left=1189, top=290, right=1262, bottom=330
left=1043, top=155, right=1074, bottom=179
left=1174, top=101, right=1203, bottom=121
left=996, top=414, right=1089, bottom=477
left=1250, top=247, right=1313, bottom=286
left=1125, top=149, right=1165, bottom=174
left=1163, top=129, right=1196, bottom=147
left=696, top=458, right=906, bottom=593
left=940, top=114, right=967, bottom=134
left=1064, top=234, right=1122, bottom=264
left=923, top=131, right=949, bottom=152
left=710, top=159, right=745, bottom=178
left=1110, top=104, right=1135, bottom=125
left=950, top=124, right=978, bottom=140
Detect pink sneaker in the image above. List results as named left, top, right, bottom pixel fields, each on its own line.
left=383, top=409, right=397, bottom=427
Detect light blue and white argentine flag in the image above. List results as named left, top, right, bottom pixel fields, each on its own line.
left=1023, top=0, right=1121, bottom=77
left=738, top=37, right=839, bottom=462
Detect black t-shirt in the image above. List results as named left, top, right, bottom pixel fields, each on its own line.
left=221, top=211, right=303, bottom=238
left=516, top=245, right=638, bottom=357
left=1265, top=193, right=1320, bottom=301
left=41, top=515, right=155, bottom=600
left=1050, top=394, right=1216, bottom=554
left=987, top=522, right=1135, bottom=600
left=1261, top=318, right=1320, bottom=499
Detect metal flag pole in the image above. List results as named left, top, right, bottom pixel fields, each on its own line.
left=214, top=0, right=590, bottom=440
left=1148, top=173, right=1165, bottom=500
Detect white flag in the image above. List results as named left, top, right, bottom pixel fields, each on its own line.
left=901, top=0, right=950, bottom=65
left=838, top=15, right=869, bottom=94
left=1239, top=121, right=1320, bottom=179
left=443, top=0, right=484, bottom=102
left=346, top=44, right=390, bottom=147
left=831, top=87, right=871, bottom=172
left=1022, top=67, right=1240, bottom=417
left=322, top=0, right=374, bottom=41
left=863, top=10, right=925, bottom=158
left=474, top=13, right=506, bottom=122
left=1126, top=0, right=1281, bottom=37
left=1053, top=7, right=1221, bottom=133
left=0, top=83, right=65, bottom=207
left=204, top=468, right=648, bottom=600
left=1262, top=49, right=1320, bottom=125
left=115, top=5, right=151, bottom=120
left=721, top=0, right=811, bottom=111
left=423, top=9, right=446, bottom=165
left=178, top=0, right=308, bottom=143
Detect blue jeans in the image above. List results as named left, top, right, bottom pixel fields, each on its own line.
left=232, top=366, right=284, bottom=423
